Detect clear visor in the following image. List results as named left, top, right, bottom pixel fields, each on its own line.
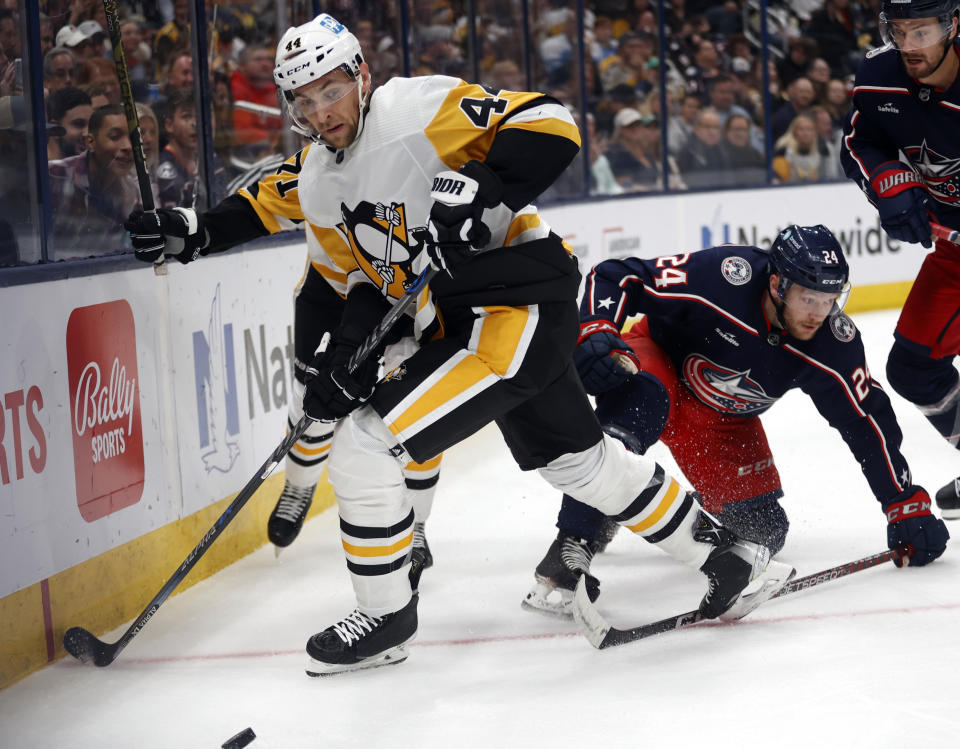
left=880, top=14, right=955, bottom=51
left=289, top=78, right=358, bottom=119
left=782, top=279, right=851, bottom=317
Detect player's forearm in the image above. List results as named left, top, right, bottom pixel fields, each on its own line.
left=201, top=193, right=273, bottom=254
left=580, top=258, right=645, bottom=325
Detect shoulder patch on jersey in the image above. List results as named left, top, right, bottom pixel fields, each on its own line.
left=156, top=161, right=177, bottom=180
left=830, top=313, right=856, bottom=342
left=721, top=256, right=752, bottom=285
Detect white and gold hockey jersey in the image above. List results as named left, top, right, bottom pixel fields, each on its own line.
left=202, top=75, right=581, bottom=338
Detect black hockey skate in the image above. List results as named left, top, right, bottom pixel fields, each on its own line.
left=306, top=594, right=419, bottom=676
left=408, top=521, right=433, bottom=592
left=935, top=477, right=960, bottom=520
left=268, top=483, right=314, bottom=548
left=522, top=532, right=602, bottom=619
left=695, top=512, right=795, bottom=621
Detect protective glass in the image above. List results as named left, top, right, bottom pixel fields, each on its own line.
left=880, top=15, right=956, bottom=51
left=782, top=280, right=851, bottom=317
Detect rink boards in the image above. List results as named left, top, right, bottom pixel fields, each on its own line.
left=0, top=182, right=928, bottom=687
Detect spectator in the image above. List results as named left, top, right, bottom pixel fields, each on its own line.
left=154, top=0, right=190, bottom=73
left=165, top=50, right=195, bottom=93
left=807, top=57, right=832, bottom=101
left=230, top=42, right=283, bottom=150
left=487, top=60, right=524, bottom=92
left=810, top=105, right=842, bottom=179
left=43, top=46, right=77, bottom=95
left=667, top=92, right=701, bottom=155
left=770, top=75, right=815, bottom=143
left=590, top=15, right=619, bottom=64
left=46, top=86, right=92, bottom=160
left=119, top=19, right=151, bottom=101
left=684, top=38, right=723, bottom=102
left=76, top=57, right=121, bottom=106
left=0, top=8, right=20, bottom=61
left=821, top=77, right=850, bottom=129
left=157, top=87, right=198, bottom=208
left=675, top=107, right=729, bottom=188
left=719, top=112, right=766, bottom=185
left=606, top=107, right=679, bottom=192
left=135, top=101, right=160, bottom=200
left=48, top=103, right=141, bottom=257
left=76, top=20, right=108, bottom=59
left=39, top=13, right=54, bottom=60
left=706, top=74, right=753, bottom=128
left=776, top=37, right=818, bottom=87
left=772, top=112, right=835, bottom=182
left=705, top=0, right=742, bottom=35
left=805, top=0, right=860, bottom=78
left=85, top=81, right=112, bottom=110
left=54, top=24, right=95, bottom=62
left=600, top=31, right=655, bottom=94
left=540, top=111, right=624, bottom=201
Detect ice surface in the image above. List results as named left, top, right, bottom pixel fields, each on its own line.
left=1, top=310, right=958, bottom=748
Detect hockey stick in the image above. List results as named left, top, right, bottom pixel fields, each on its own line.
left=63, top=266, right=437, bottom=666
left=573, top=549, right=895, bottom=650
left=102, top=0, right=166, bottom=276
left=931, top=222, right=959, bottom=246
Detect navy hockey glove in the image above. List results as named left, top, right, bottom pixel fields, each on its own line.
left=884, top=487, right=949, bottom=567
left=124, top=207, right=208, bottom=264
left=573, top=319, right=642, bottom=395
left=426, top=160, right=503, bottom=277
left=302, top=325, right=381, bottom=423
left=869, top=162, right=932, bottom=248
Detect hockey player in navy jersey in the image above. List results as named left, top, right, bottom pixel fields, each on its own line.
left=125, top=14, right=794, bottom=675
left=840, top=0, right=960, bottom=519
left=523, top=225, right=949, bottom=618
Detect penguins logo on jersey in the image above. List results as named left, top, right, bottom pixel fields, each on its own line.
left=339, top=201, right=428, bottom=297
left=830, top=313, right=856, bottom=342
left=682, top=355, right=777, bottom=414
left=905, top=139, right=960, bottom=204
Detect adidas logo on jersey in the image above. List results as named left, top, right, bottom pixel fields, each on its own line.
left=877, top=102, right=899, bottom=114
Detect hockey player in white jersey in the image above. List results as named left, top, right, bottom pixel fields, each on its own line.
left=124, top=14, right=793, bottom=676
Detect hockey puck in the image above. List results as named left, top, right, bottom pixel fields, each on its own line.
left=221, top=727, right=256, bottom=749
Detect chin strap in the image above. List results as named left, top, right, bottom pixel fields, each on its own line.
left=767, top=284, right=788, bottom=331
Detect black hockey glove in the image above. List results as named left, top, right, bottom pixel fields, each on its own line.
left=426, top=160, right=503, bottom=277
left=573, top=318, right=642, bottom=395
left=124, top=207, right=209, bottom=264
left=869, top=161, right=932, bottom=248
left=302, top=324, right=381, bottom=423
left=884, top=487, right=949, bottom=567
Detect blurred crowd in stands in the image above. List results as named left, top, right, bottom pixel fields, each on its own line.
left=0, top=0, right=885, bottom=264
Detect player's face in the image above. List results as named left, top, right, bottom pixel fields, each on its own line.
left=779, top=279, right=839, bottom=340
left=88, top=113, right=134, bottom=179
left=293, top=64, right=370, bottom=149
left=891, top=17, right=956, bottom=77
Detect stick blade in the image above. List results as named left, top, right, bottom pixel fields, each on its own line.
left=63, top=626, right=116, bottom=667
left=571, top=576, right=612, bottom=649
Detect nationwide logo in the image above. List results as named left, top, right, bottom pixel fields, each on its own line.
left=682, top=355, right=777, bottom=414
left=193, top=284, right=240, bottom=474
left=66, top=300, right=145, bottom=522
left=877, top=102, right=899, bottom=114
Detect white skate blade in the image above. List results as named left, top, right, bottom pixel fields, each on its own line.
left=940, top=508, right=960, bottom=520
left=520, top=579, right=575, bottom=619
left=305, top=644, right=409, bottom=677
left=571, top=576, right=611, bottom=649
left=720, top=560, right=796, bottom=622
left=274, top=545, right=283, bottom=559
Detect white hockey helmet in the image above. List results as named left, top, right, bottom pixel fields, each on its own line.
left=274, top=14, right=366, bottom=137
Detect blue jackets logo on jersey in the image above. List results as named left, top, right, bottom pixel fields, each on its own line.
left=905, top=140, right=960, bottom=204
left=682, top=354, right=777, bottom=414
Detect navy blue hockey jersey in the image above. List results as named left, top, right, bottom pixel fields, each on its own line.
left=841, top=42, right=960, bottom=230
left=582, top=245, right=913, bottom=507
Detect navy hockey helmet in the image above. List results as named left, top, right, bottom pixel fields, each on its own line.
left=879, top=0, right=960, bottom=51
left=769, top=225, right=851, bottom=316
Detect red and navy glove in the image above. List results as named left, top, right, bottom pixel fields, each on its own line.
left=884, top=487, right=949, bottom=567
left=573, top=318, right=642, bottom=395
left=869, top=161, right=932, bottom=248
